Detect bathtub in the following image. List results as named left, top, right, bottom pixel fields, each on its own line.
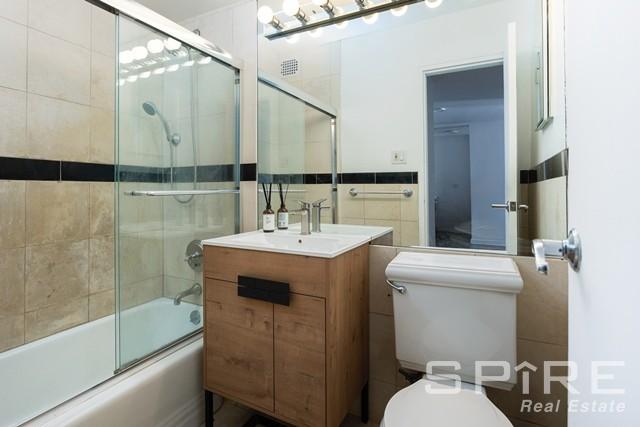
left=0, top=298, right=204, bottom=427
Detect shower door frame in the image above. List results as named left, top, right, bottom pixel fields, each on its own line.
left=92, top=0, right=243, bottom=372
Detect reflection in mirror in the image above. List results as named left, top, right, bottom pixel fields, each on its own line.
left=257, top=0, right=567, bottom=255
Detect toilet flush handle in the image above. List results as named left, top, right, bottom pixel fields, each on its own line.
left=386, top=279, right=407, bottom=295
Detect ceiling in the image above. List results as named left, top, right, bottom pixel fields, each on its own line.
left=136, top=0, right=242, bottom=22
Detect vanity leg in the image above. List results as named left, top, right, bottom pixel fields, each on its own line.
left=361, top=382, right=369, bottom=424
left=205, top=390, right=214, bottom=427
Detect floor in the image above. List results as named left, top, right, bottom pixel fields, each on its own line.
left=211, top=400, right=378, bottom=427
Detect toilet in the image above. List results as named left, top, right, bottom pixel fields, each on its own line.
left=382, top=251, right=524, bottom=426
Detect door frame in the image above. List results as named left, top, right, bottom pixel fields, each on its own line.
left=420, top=55, right=507, bottom=252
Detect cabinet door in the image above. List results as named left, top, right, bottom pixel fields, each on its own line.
left=205, top=279, right=274, bottom=412
left=274, top=293, right=326, bottom=427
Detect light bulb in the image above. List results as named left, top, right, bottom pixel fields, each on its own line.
left=334, top=7, right=348, bottom=29
left=132, top=46, right=148, bottom=60
left=147, top=39, right=164, bottom=54
left=119, top=50, right=133, bottom=64
left=153, top=67, right=166, bottom=75
left=425, top=0, right=442, bottom=8
left=309, top=27, right=323, bottom=38
left=257, top=6, right=274, bottom=24
left=285, top=33, right=299, bottom=44
left=391, top=5, right=408, bottom=16
left=182, top=60, right=195, bottom=67
left=167, top=64, right=180, bottom=72
left=164, top=38, right=182, bottom=51
left=198, top=56, right=212, bottom=65
left=139, top=71, right=151, bottom=79
left=363, top=12, right=378, bottom=24
left=282, top=0, right=300, bottom=16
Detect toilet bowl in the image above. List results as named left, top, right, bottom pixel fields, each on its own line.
left=380, top=378, right=512, bottom=427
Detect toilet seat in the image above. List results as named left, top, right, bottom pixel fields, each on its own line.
left=381, top=379, right=512, bottom=427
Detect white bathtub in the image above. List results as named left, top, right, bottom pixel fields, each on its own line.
left=0, top=298, right=204, bottom=427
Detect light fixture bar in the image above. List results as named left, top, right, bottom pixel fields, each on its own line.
left=266, top=0, right=423, bottom=40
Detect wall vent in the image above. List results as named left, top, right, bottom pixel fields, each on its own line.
left=280, top=59, right=299, bottom=77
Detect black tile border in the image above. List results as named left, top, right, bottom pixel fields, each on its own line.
left=256, top=171, right=419, bottom=185
left=240, top=163, right=257, bottom=181
left=62, top=161, right=114, bottom=182
left=520, top=149, right=568, bottom=184
left=0, top=157, right=60, bottom=181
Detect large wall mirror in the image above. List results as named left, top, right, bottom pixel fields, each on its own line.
left=257, top=0, right=567, bottom=255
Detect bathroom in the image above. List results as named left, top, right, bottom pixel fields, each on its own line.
left=0, top=0, right=636, bottom=426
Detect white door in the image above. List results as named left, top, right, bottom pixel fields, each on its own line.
left=503, top=22, right=519, bottom=254
left=566, top=0, right=640, bottom=425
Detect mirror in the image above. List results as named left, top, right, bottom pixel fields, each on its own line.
left=257, top=0, right=567, bottom=255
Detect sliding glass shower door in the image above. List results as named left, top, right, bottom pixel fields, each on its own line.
left=116, top=15, right=239, bottom=369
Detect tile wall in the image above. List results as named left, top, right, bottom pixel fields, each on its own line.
left=0, top=0, right=117, bottom=352
left=357, top=245, right=568, bottom=426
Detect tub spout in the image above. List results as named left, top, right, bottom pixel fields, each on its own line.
left=174, top=283, right=202, bottom=305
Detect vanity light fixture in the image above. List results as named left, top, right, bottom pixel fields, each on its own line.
left=132, top=46, right=148, bottom=61
left=334, top=7, right=348, bottom=28
left=355, top=0, right=378, bottom=24
left=425, top=0, right=442, bottom=8
left=164, top=38, right=182, bottom=51
left=282, top=0, right=309, bottom=24
left=258, top=5, right=285, bottom=30
left=147, top=38, right=165, bottom=54
left=391, top=4, right=408, bottom=16
left=312, top=0, right=337, bottom=17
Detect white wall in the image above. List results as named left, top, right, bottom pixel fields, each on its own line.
left=339, top=0, right=537, bottom=174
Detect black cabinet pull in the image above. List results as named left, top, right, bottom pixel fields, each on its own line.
left=237, top=276, right=290, bottom=306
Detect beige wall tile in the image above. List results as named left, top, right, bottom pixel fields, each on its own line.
left=0, top=0, right=27, bottom=24
left=338, top=184, right=364, bottom=219
left=240, top=181, right=257, bottom=232
left=90, top=52, right=114, bottom=110
left=89, top=289, right=114, bottom=321
left=25, top=239, right=89, bottom=311
left=486, top=339, right=568, bottom=427
left=369, top=245, right=396, bottom=316
left=28, top=0, right=91, bottom=48
left=90, top=236, right=114, bottom=294
left=0, top=18, right=27, bottom=90
left=119, top=231, right=163, bottom=285
left=163, top=229, right=198, bottom=280
left=26, top=181, right=90, bottom=245
left=529, top=177, right=567, bottom=241
left=400, top=184, right=419, bottom=222
left=0, top=181, right=26, bottom=249
left=515, top=257, right=568, bottom=346
left=400, top=221, right=419, bottom=247
left=90, top=182, right=114, bottom=237
left=0, top=314, right=24, bottom=352
left=340, top=217, right=365, bottom=226
left=164, top=276, right=200, bottom=305
left=25, top=296, right=88, bottom=342
left=121, top=276, right=163, bottom=309
left=363, top=184, right=401, bottom=221
left=370, top=313, right=396, bottom=385
left=90, top=107, right=115, bottom=164
left=0, top=87, right=27, bottom=157
left=91, top=6, right=115, bottom=57
left=27, top=93, right=91, bottom=161
left=0, top=247, right=25, bottom=316
left=365, top=219, right=401, bottom=246
left=28, top=29, right=90, bottom=105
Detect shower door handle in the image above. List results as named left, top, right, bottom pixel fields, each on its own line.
left=491, top=201, right=526, bottom=212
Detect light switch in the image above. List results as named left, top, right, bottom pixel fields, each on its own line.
left=392, top=150, right=406, bottom=164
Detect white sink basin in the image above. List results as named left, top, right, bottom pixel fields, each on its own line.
left=304, top=223, right=393, bottom=240
left=203, top=229, right=372, bottom=258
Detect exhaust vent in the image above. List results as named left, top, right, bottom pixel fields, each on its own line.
left=280, top=58, right=299, bottom=77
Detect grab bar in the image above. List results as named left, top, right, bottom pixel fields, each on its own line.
left=349, top=188, right=413, bottom=198
left=258, top=189, right=307, bottom=193
left=125, top=189, right=239, bottom=197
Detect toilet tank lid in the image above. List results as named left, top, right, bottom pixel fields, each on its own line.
left=385, top=251, right=523, bottom=294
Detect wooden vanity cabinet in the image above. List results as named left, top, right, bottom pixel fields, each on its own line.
left=203, top=244, right=369, bottom=427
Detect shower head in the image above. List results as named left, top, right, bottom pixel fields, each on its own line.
left=141, top=102, right=181, bottom=145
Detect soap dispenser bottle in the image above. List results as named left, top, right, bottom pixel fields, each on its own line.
left=277, top=183, right=289, bottom=230
left=262, top=183, right=275, bottom=233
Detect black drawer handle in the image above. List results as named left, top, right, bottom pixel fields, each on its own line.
left=237, top=276, right=290, bottom=306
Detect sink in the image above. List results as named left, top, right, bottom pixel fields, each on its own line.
left=288, top=223, right=393, bottom=240
left=202, top=229, right=372, bottom=258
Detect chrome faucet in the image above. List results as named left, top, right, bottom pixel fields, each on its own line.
left=290, top=201, right=312, bottom=235
left=311, top=199, right=331, bottom=232
left=174, top=283, right=202, bottom=305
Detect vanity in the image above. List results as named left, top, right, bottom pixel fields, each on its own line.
left=202, top=225, right=391, bottom=426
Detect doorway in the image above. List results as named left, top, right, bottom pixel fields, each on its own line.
left=426, top=64, right=506, bottom=251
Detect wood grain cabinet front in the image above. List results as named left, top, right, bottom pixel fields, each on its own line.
left=203, top=245, right=369, bottom=427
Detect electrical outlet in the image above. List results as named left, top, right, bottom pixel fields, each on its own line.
left=392, top=150, right=406, bottom=164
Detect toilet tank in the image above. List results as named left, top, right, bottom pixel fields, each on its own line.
left=385, top=251, right=523, bottom=390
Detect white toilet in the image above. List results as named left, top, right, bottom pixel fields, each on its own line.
left=381, top=251, right=524, bottom=426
